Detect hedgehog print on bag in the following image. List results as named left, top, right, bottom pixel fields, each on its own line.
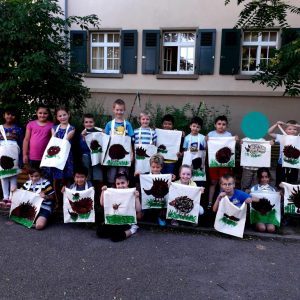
left=109, top=144, right=129, bottom=160
left=192, top=157, right=202, bottom=170
left=283, top=145, right=300, bottom=165
left=11, top=201, right=37, bottom=221
left=288, top=186, right=300, bottom=213
left=169, top=196, right=194, bottom=215
left=143, top=178, right=169, bottom=200
left=135, top=146, right=150, bottom=160
left=47, top=146, right=60, bottom=157
left=252, top=198, right=275, bottom=215
left=157, top=144, right=167, bottom=154
left=69, top=197, right=93, bottom=215
left=215, top=147, right=234, bottom=164
left=90, top=140, right=102, bottom=153
left=220, top=213, right=240, bottom=226
left=0, top=155, right=15, bottom=169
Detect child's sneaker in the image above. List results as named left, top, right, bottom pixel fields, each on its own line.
left=171, top=219, right=179, bottom=226
left=158, top=217, right=166, bottom=226
left=130, top=224, right=139, bottom=235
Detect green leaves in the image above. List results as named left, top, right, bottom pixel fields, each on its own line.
left=0, top=0, right=100, bottom=123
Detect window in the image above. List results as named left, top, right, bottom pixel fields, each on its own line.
left=90, top=32, right=120, bottom=73
left=241, top=31, right=278, bottom=74
left=162, top=32, right=196, bottom=74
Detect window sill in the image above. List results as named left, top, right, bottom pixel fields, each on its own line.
left=156, top=74, right=199, bottom=80
left=235, top=74, right=255, bottom=80
left=85, top=73, right=124, bottom=78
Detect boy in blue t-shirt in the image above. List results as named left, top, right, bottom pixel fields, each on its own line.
left=213, top=174, right=258, bottom=212
left=104, top=99, right=134, bottom=186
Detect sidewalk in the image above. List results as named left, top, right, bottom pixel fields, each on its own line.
left=2, top=207, right=300, bottom=243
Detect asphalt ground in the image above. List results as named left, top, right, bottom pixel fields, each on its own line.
left=1, top=215, right=300, bottom=300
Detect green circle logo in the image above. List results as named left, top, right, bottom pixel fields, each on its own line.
left=241, top=112, right=269, bottom=139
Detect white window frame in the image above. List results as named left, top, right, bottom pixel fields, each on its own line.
left=241, top=31, right=279, bottom=75
left=162, top=32, right=196, bottom=74
left=90, top=32, right=120, bottom=74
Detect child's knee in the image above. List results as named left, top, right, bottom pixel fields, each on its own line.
left=266, top=224, right=276, bottom=233
left=256, top=223, right=266, bottom=232
left=35, top=217, right=47, bottom=230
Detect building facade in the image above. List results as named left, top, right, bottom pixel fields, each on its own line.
left=60, top=0, right=300, bottom=133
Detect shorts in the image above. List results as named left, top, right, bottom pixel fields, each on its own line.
left=82, top=154, right=103, bottom=181
left=37, top=207, right=52, bottom=219
left=208, top=167, right=232, bottom=181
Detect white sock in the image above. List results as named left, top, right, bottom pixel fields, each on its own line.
left=130, top=224, right=139, bottom=235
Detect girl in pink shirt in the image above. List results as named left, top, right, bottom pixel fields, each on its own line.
left=23, top=105, right=53, bottom=169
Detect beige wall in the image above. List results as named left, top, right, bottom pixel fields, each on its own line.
left=61, top=0, right=300, bottom=130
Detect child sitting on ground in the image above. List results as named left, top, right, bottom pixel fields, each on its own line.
left=17, top=168, right=54, bottom=230
left=213, top=174, right=257, bottom=213
left=62, top=167, right=93, bottom=192
left=172, top=164, right=205, bottom=226
left=268, top=120, right=300, bottom=187
left=97, top=172, right=141, bottom=242
left=250, top=168, right=277, bottom=233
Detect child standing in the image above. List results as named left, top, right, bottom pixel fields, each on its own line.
left=50, top=107, right=75, bottom=208
left=23, top=105, right=53, bottom=169
left=172, top=164, right=204, bottom=226
left=80, top=113, right=103, bottom=189
left=97, top=172, right=141, bottom=242
left=18, top=168, right=54, bottom=230
left=104, top=99, right=134, bottom=187
left=183, top=116, right=206, bottom=187
left=160, top=114, right=183, bottom=177
left=0, top=107, right=23, bottom=208
left=213, top=174, right=257, bottom=213
left=207, top=115, right=236, bottom=209
left=268, top=120, right=299, bottom=187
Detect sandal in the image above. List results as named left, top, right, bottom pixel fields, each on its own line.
left=4, top=199, right=12, bottom=209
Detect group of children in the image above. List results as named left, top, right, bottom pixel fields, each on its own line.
left=0, top=99, right=299, bottom=241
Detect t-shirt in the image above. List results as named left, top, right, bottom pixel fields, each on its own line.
left=133, top=127, right=157, bottom=145
left=183, top=133, right=206, bottom=151
left=207, top=130, right=232, bottom=137
left=250, top=184, right=276, bottom=193
left=105, top=119, right=134, bottom=137
left=22, top=178, right=54, bottom=212
left=26, top=120, right=53, bottom=160
left=175, top=179, right=197, bottom=186
left=228, top=189, right=250, bottom=207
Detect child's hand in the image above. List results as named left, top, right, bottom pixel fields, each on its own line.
left=269, top=140, right=275, bottom=146
left=235, top=135, right=239, bottom=141
left=81, top=129, right=87, bottom=138
left=134, top=171, right=141, bottom=177
left=39, top=192, right=46, bottom=198
left=240, top=140, right=243, bottom=145
left=61, top=186, right=66, bottom=193
left=135, top=190, right=140, bottom=198
left=181, top=131, right=186, bottom=138
left=218, top=192, right=226, bottom=199
left=205, top=136, right=209, bottom=141
left=277, top=121, right=285, bottom=126
left=200, top=187, right=205, bottom=194
left=171, top=174, right=176, bottom=181
left=245, top=198, right=253, bottom=204
left=11, top=186, right=17, bottom=193
left=102, top=185, right=108, bottom=191
left=23, top=154, right=29, bottom=164
left=176, top=152, right=183, bottom=158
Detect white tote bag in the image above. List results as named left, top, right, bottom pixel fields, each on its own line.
left=63, top=186, right=95, bottom=223
left=280, top=182, right=300, bottom=215
left=281, top=135, right=300, bottom=169
left=10, top=189, right=44, bottom=228
left=240, top=139, right=271, bottom=168
left=140, top=174, right=172, bottom=209
left=40, top=125, right=71, bottom=170
left=85, top=131, right=110, bottom=166
left=208, top=137, right=236, bottom=168
left=156, top=128, right=182, bottom=161
left=166, top=182, right=202, bottom=224
left=214, top=196, right=247, bottom=238
left=250, top=191, right=281, bottom=227
left=103, top=188, right=137, bottom=225
left=135, top=128, right=157, bottom=174
left=0, top=125, right=20, bottom=179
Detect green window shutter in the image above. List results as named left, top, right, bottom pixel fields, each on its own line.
left=70, top=30, right=87, bottom=73
left=142, top=30, right=160, bottom=74
left=196, top=29, right=216, bottom=75
left=281, top=28, right=300, bottom=46
left=219, top=29, right=241, bottom=75
left=121, top=30, right=138, bottom=74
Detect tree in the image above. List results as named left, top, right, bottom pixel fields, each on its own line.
left=225, top=0, right=300, bottom=96
left=0, top=0, right=100, bottom=121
